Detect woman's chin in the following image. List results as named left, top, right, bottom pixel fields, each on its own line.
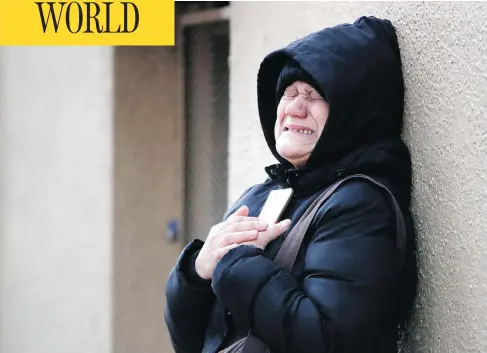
left=276, top=146, right=310, bottom=167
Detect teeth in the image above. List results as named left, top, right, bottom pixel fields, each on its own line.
left=287, top=128, right=313, bottom=135
left=297, top=129, right=312, bottom=135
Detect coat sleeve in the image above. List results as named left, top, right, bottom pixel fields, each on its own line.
left=211, top=181, right=401, bottom=353
left=164, top=185, right=258, bottom=353
left=164, top=239, right=216, bottom=353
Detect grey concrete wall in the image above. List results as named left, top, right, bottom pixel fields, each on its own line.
left=113, top=46, right=182, bottom=353
left=0, top=47, right=114, bottom=353
left=229, top=2, right=487, bottom=352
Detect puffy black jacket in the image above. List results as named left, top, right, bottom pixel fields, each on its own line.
left=165, top=16, right=417, bottom=353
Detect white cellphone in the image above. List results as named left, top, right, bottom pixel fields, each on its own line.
left=258, top=188, right=294, bottom=224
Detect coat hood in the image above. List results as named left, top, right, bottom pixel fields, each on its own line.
left=257, top=16, right=406, bottom=171
left=255, top=18, right=416, bottom=328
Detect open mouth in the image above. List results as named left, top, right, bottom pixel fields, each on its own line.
left=284, top=127, right=314, bottom=135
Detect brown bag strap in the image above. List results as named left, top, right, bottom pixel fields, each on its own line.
left=273, top=174, right=407, bottom=271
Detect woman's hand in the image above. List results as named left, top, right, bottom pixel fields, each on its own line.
left=195, top=206, right=268, bottom=280
left=242, top=219, right=292, bottom=250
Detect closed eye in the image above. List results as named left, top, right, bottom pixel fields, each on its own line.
left=283, top=93, right=298, bottom=99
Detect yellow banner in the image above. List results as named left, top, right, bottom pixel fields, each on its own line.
left=0, top=0, right=175, bottom=45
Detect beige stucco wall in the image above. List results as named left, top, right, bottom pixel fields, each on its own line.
left=229, top=2, right=487, bottom=352
left=113, top=46, right=182, bottom=353
left=0, top=47, right=114, bottom=353
left=0, top=45, right=183, bottom=353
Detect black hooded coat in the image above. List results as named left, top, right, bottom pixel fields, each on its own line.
left=165, top=16, right=417, bottom=353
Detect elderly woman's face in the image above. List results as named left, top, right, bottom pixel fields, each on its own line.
left=274, top=81, right=329, bottom=168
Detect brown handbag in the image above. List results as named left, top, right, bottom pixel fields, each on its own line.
left=219, top=174, right=406, bottom=353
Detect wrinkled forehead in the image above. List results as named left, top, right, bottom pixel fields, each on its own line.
left=282, top=81, right=323, bottom=97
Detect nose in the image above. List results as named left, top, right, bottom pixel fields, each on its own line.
left=284, top=95, right=307, bottom=119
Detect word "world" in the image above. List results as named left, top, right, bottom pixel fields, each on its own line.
left=35, top=2, right=140, bottom=34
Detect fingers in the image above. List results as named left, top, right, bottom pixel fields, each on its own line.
left=239, top=219, right=292, bottom=250
left=227, top=206, right=260, bottom=224
left=226, top=206, right=270, bottom=231
left=212, top=207, right=256, bottom=233
left=225, top=219, right=268, bottom=233
left=214, top=243, right=240, bottom=261
left=221, top=229, right=258, bottom=246
left=232, top=205, right=249, bottom=217
left=228, top=216, right=261, bottom=223
left=260, top=219, right=292, bottom=243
